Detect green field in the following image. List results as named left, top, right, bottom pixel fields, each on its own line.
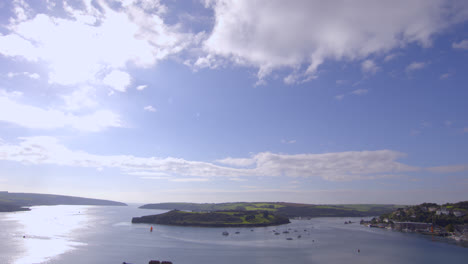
left=132, top=209, right=290, bottom=227
left=139, top=202, right=403, bottom=218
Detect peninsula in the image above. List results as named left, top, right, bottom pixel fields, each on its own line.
left=132, top=210, right=290, bottom=227
left=0, top=191, right=127, bottom=212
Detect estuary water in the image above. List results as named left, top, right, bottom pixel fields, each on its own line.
left=0, top=204, right=467, bottom=264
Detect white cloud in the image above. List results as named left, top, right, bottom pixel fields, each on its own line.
left=281, top=139, right=296, bottom=144
left=216, top=157, right=256, bottom=167
left=361, top=60, right=379, bottom=75
left=440, top=73, right=451, bottom=79
left=452, top=39, right=468, bottom=49
left=351, top=89, right=368, bottom=95
left=201, top=0, right=468, bottom=83
left=0, top=137, right=421, bottom=181
left=62, top=86, right=97, bottom=111
left=136, top=85, right=148, bottom=91
left=0, top=0, right=193, bottom=86
left=335, top=94, right=345, bottom=100
left=406, top=61, right=427, bottom=72
left=384, top=53, right=400, bottom=62
left=144, top=105, right=157, bottom=112
left=0, top=91, right=120, bottom=132
left=170, top=178, right=210, bottom=182
left=102, top=70, right=131, bottom=92
left=7, top=71, right=40, bottom=79
left=427, top=164, right=468, bottom=173
left=228, top=177, right=247, bottom=182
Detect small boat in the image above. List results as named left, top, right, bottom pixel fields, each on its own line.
left=274, top=232, right=280, bottom=235
left=235, top=231, right=240, bottom=234
left=286, top=238, right=293, bottom=240
left=222, top=231, right=229, bottom=236
left=283, top=231, right=289, bottom=234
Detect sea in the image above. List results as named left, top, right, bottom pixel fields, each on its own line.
left=0, top=204, right=467, bottom=264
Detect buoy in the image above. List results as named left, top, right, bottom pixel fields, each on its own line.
left=150, top=226, right=153, bottom=232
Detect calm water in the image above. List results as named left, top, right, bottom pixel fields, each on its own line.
left=1, top=205, right=467, bottom=264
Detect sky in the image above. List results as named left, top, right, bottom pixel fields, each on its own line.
left=0, top=0, right=467, bottom=205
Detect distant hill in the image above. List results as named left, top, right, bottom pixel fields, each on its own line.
left=0, top=192, right=127, bottom=212
left=132, top=209, right=290, bottom=227
left=139, top=202, right=402, bottom=218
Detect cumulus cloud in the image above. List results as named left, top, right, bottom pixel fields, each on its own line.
left=0, top=91, right=120, bottom=132
left=102, top=70, right=132, bottom=92
left=0, top=0, right=194, bottom=86
left=200, top=0, right=468, bottom=83
left=0, top=137, right=422, bottom=181
left=62, top=86, right=98, bottom=111
left=452, top=39, right=468, bottom=49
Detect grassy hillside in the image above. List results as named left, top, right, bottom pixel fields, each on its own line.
left=0, top=192, right=127, bottom=212
left=132, top=210, right=290, bottom=227
left=139, top=202, right=402, bottom=218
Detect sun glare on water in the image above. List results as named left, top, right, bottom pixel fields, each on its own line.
left=6, top=205, right=90, bottom=264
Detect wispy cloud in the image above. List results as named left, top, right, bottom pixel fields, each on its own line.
left=426, top=164, right=468, bottom=173
left=7, top=71, right=40, bottom=79
left=215, top=157, right=256, bottom=167
left=136, top=85, right=148, bottom=91
left=0, top=136, right=423, bottom=182
left=0, top=91, right=121, bottom=132
left=144, top=105, right=157, bottom=112
left=406, top=61, right=427, bottom=72
left=384, top=53, right=400, bottom=62
left=361, top=60, right=379, bottom=75
left=335, top=94, right=345, bottom=100
left=351, top=89, right=368, bottom=95
left=452, top=39, right=468, bottom=50
left=440, top=73, right=451, bottom=79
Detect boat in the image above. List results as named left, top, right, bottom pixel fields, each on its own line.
left=222, top=231, right=229, bottom=236
left=286, top=238, right=293, bottom=240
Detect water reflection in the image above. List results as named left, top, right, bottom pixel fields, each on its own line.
left=5, top=205, right=90, bottom=264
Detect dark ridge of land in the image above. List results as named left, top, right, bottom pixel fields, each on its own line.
left=0, top=191, right=127, bottom=212
left=132, top=209, right=290, bottom=227
left=139, top=202, right=402, bottom=218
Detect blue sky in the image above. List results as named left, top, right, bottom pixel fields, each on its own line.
left=0, top=0, right=467, bottom=204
